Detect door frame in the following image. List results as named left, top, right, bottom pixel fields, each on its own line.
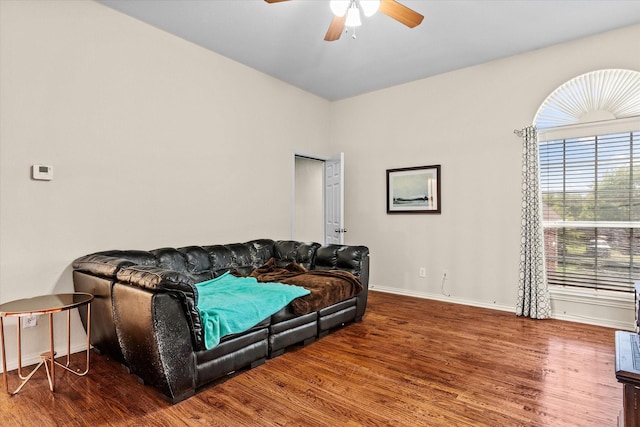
left=291, top=151, right=341, bottom=244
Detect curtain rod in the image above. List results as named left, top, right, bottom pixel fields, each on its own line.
left=514, top=125, right=536, bottom=138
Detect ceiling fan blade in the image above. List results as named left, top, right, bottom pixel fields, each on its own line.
left=324, top=15, right=346, bottom=41
left=264, top=0, right=290, bottom=3
left=379, top=0, right=424, bottom=28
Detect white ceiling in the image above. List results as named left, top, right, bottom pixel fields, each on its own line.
left=97, top=0, right=640, bottom=101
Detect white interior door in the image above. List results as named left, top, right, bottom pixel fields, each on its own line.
left=325, top=153, right=344, bottom=245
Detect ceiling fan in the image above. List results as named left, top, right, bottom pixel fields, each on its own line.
left=265, top=0, right=424, bottom=41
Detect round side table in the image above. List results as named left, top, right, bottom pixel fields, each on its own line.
left=0, top=292, right=93, bottom=395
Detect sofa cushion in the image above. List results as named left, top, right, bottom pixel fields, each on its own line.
left=274, top=240, right=320, bottom=269
left=178, top=246, right=215, bottom=283
left=203, top=245, right=234, bottom=277
left=314, top=245, right=369, bottom=277
left=225, top=243, right=255, bottom=275
left=246, top=239, right=276, bottom=265
left=151, top=248, right=189, bottom=273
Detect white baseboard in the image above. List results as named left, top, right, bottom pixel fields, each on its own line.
left=369, top=284, right=634, bottom=330
left=369, top=284, right=515, bottom=313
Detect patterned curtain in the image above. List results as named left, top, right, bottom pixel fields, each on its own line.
left=515, top=126, right=551, bottom=319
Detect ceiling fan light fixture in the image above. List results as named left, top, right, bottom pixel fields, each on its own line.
left=329, top=0, right=350, bottom=17
left=359, top=0, right=380, bottom=17
left=345, top=3, right=362, bottom=27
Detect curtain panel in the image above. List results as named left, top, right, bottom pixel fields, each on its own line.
left=516, top=126, right=551, bottom=319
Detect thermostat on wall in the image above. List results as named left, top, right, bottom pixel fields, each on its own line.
left=32, top=164, right=53, bottom=181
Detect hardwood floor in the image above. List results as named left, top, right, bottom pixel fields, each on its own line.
left=0, top=291, right=623, bottom=426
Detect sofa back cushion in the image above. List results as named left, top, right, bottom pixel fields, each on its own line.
left=102, top=250, right=158, bottom=267
left=202, top=245, right=234, bottom=277
left=314, top=245, right=370, bottom=279
left=225, top=243, right=256, bottom=275
left=273, top=241, right=320, bottom=269
left=179, top=246, right=216, bottom=283
left=200, top=239, right=275, bottom=276
left=151, top=248, right=188, bottom=271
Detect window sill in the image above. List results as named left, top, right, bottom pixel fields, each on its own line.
left=548, top=285, right=635, bottom=329
left=549, top=285, right=633, bottom=308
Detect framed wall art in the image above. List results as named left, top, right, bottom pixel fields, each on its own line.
left=386, top=165, right=441, bottom=214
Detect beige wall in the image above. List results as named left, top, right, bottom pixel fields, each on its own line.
left=0, top=0, right=330, bottom=369
left=331, top=24, right=640, bottom=328
left=1, top=0, right=639, bottom=372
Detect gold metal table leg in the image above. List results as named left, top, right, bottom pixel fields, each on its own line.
left=5, top=315, right=48, bottom=395
left=11, top=358, right=46, bottom=395
left=48, top=312, right=55, bottom=392
left=54, top=302, right=91, bottom=376
left=16, top=317, right=38, bottom=382
left=7, top=313, right=55, bottom=395
left=16, top=317, right=25, bottom=380
left=1, top=317, right=7, bottom=394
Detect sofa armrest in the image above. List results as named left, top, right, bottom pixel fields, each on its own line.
left=116, top=265, right=196, bottom=294
left=314, top=244, right=370, bottom=321
left=72, top=254, right=136, bottom=279
left=73, top=250, right=157, bottom=279
left=112, top=283, right=196, bottom=403
left=116, top=265, right=205, bottom=351
left=313, top=245, right=370, bottom=285
left=355, top=254, right=370, bottom=319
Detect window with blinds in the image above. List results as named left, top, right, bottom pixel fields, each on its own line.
left=540, top=130, right=640, bottom=292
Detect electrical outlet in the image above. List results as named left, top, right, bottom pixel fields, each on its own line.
left=22, top=315, right=37, bottom=328
left=419, top=267, right=426, bottom=278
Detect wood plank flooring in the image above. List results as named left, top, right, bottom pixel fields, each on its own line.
left=0, top=291, right=623, bottom=426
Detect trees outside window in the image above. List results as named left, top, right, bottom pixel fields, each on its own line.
left=541, top=131, right=640, bottom=292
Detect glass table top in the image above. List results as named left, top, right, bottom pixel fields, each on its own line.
left=0, top=293, right=93, bottom=317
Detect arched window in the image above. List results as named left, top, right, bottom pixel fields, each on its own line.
left=535, top=69, right=640, bottom=292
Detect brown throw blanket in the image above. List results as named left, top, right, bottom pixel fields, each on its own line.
left=238, top=258, right=363, bottom=316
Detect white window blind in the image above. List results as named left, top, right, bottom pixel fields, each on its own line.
left=540, top=130, right=640, bottom=292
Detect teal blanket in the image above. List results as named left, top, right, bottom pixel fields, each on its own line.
left=195, top=272, right=310, bottom=349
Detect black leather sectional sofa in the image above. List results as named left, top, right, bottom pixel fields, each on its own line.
left=72, top=239, right=369, bottom=403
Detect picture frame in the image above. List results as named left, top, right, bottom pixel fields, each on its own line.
left=386, top=165, right=441, bottom=214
